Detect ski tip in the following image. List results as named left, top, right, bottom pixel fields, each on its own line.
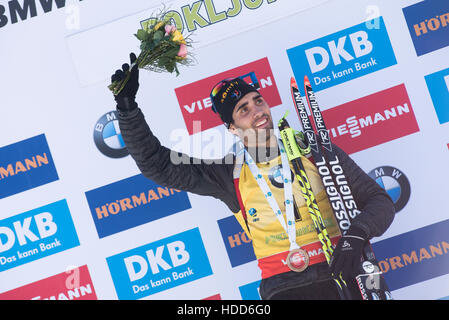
left=290, top=76, right=297, bottom=89
left=304, top=75, right=311, bottom=87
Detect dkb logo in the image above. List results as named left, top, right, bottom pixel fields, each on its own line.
left=106, top=228, right=212, bottom=300
left=287, top=16, right=397, bottom=94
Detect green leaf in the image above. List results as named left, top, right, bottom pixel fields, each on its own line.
left=136, top=29, right=147, bottom=41
left=153, top=30, right=164, bottom=41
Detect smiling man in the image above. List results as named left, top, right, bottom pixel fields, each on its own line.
left=113, top=57, right=395, bottom=300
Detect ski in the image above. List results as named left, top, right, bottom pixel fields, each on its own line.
left=290, top=77, right=352, bottom=233
left=277, top=116, right=351, bottom=300
left=290, top=76, right=392, bottom=300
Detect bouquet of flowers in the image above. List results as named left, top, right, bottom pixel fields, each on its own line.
left=108, top=14, right=193, bottom=95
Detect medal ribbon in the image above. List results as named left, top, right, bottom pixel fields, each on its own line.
left=243, top=139, right=300, bottom=252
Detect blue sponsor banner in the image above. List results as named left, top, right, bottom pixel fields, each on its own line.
left=106, top=228, right=213, bottom=300
left=0, top=200, right=79, bottom=272
left=403, top=0, right=449, bottom=57
left=372, top=219, right=449, bottom=291
left=287, top=16, right=397, bottom=94
left=239, top=280, right=261, bottom=300
left=217, top=215, right=256, bottom=268
left=0, top=134, right=59, bottom=199
left=425, top=67, right=449, bottom=125
left=85, top=174, right=191, bottom=238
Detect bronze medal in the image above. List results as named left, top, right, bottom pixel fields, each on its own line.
left=286, top=248, right=309, bottom=272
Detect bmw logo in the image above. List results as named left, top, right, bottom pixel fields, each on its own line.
left=368, top=166, right=411, bottom=213
left=93, top=111, right=128, bottom=158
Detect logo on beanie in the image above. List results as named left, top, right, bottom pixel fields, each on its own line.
left=220, top=81, right=240, bottom=103
left=230, top=89, right=242, bottom=102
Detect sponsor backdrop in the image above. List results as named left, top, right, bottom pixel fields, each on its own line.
left=0, top=0, right=448, bottom=300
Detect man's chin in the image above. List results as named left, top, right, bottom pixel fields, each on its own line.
left=255, top=127, right=275, bottom=141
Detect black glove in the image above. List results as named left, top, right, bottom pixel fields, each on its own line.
left=111, top=52, right=139, bottom=114
left=329, top=226, right=367, bottom=281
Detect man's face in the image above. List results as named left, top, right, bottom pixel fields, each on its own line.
left=228, top=92, right=274, bottom=146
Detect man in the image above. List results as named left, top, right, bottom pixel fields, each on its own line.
left=111, top=53, right=395, bottom=300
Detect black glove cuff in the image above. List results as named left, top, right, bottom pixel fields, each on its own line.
left=346, top=225, right=368, bottom=240
left=116, top=96, right=138, bottom=114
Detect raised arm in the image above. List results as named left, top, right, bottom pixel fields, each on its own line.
left=111, top=53, right=239, bottom=212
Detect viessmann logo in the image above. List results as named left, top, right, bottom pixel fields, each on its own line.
left=175, top=57, right=282, bottom=135
left=0, top=265, right=97, bottom=300
left=319, top=84, right=420, bottom=154
left=0, top=134, right=59, bottom=199
left=106, top=228, right=213, bottom=300
left=85, top=174, right=191, bottom=239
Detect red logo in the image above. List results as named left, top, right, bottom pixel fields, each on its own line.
left=320, top=84, right=420, bottom=154
left=175, top=58, right=282, bottom=135
left=0, top=265, right=97, bottom=300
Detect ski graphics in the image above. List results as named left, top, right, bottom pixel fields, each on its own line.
left=289, top=76, right=392, bottom=300
left=278, top=117, right=351, bottom=300
left=290, top=77, right=352, bottom=232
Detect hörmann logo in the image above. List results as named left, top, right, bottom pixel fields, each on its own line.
left=85, top=173, right=191, bottom=238
left=319, top=84, right=420, bottom=155
left=403, top=0, right=449, bottom=56
left=106, top=228, right=212, bottom=300
left=0, top=134, right=59, bottom=199
left=217, top=215, right=256, bottom=268
left=175, top=57, right=282, bottom=135
left=372, top=219, right=449, bottom=291
left=287, top=16, right=397, bottom=94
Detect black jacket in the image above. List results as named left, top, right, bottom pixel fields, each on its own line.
left=118, top=108, right=395, bottom=240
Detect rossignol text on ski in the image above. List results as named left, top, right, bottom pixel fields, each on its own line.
left=289, top=76, right=393, bottom=300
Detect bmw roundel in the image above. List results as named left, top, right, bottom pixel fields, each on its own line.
left=93, top=111, right=128, bottom=158
left=368, top=166, right=411, bottom=213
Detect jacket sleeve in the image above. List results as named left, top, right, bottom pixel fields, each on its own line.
left=117, top=108, right=241, bottom=213
left=333, top=144, right=395, bottom=239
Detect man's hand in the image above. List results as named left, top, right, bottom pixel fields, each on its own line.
left=111, top=52, right=139, bottom=113
left=329, top=226, right=367, bottom=281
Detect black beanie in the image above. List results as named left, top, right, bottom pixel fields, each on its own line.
left=210, top=77, right=259, bottom=127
